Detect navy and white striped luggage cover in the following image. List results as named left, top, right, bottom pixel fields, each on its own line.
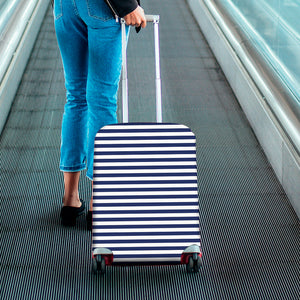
left=92, top=122, right=201, bottom=264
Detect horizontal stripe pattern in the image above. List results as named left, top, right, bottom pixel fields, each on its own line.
left=92, top=123, right=201, bottom=262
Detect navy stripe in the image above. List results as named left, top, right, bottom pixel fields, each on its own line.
left=93, top=217, right=199, bottom=221
left=93, top=239, right=200, bottom=244
left=94, top=151, right=196, bottom=156
left=98, top=129, right=192, bottom=133
left=92, top=231, right=199, bottom=237
left=94, top=158, right=196, bottom=163
left=93, top=209, right=199, bottom=215
left=93, top=173, right=197, bottom=178
left=95, top=136, right=195, bottom=141
left=93, top=224, right=199, bottom=229
left=90, top=253, right=181, bottom=259
left=92, top=246, right=190, bottom=251
left=95, top=143, right=196, bottom=148
left=94, top=165, right=196, bottom=170
left=93, top=180, right=197, bottom=185
left=103, top=122, right=178, bottom=126
left=93, top=195, right=198, bottom=200
left=93, top=202, right=198, bottom=207
left=93, top=188, right=197, bottom=193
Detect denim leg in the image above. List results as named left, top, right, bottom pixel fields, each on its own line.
left=54, top=0, right=129, bottom=179
left=85, top=24, right=124, bottom=180
left=54, top=1, right=89, bottom=172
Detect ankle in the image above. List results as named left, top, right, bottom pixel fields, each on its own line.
left=63, top=196, right=81, bottom=207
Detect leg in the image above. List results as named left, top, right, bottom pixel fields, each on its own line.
left=85, top=22, right=127, bottom=230
left=85, top=23, right=127, bottom=180
left=56, top=20, right=89, bottom=176
left=60, top=171, right=85, bottom=226
left=54, top=0, right=89, bottom=205
left=63, top=171, right=81, bottom=207
left=54, top=1, right=89, bottom=226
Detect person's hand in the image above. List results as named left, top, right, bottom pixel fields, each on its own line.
left=123, top=6, right=147, bottom=28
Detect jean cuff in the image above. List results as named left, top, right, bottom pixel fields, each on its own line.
left=86, top=171, right=93, bottom=181
left=60, top=163, right=86, bottom=173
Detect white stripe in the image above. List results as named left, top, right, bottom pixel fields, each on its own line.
left=94, top=213, right=199, bottom=218
left=114, top=257, right=181, bottom=262
left=92, top=228, right=200, bottom=233
left=96, top=132, right=194, bottom=137
left=94, top=183, right=198, bottom=189
left=92, top=235, right=200, bottom=241
left=93, top=198, right=198, bottom=204
left=94, top=176, right=198, bottom=182
left=94, top=161, right=197, bottom=167
left=101, top=124, right=189, bottom=130
left=95, top=147, right=196, bottom=152
left=95, top=139, right=196, bottom=145
left=111, top=250, right=183, bottom=255
left=93, top=191, right=198, bottom=197
left=94, top=169, right=197, bottom=174
left=92, top=242, right=195, bottom=248
left=93, top=206, right=199, bottom=211
left=93, top=220, right=199, bottom=226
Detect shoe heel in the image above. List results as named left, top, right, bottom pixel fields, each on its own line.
left=61, top=216, right=76, bottom=227
left=61, top=206, right=78, bottom=227
left=60, top=200, right=85, bottom=227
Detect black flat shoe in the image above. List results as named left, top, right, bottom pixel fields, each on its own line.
left=87, top=210, right=92, bottom=231
left=61, top=199, right=85, bottom=227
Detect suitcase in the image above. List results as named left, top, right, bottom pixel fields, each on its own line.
left=92, top=15, right=202, bottom=274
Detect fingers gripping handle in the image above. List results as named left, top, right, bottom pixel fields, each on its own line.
left=121, top=15, right=162, bottom=123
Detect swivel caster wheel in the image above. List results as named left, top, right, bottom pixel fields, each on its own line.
left=186, top=256, right=194, bottom=273
left=186, top=254, right=202, bottom=273
left=194, top=255, right=202, bottom=272
left=92, top=255, right=106, bottom=274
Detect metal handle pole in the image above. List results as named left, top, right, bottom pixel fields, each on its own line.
left=121, top=15, right=162, bottom=123
left=121, top=19, right=129, bottom=123
left=153, top=18, right=162, bottom=123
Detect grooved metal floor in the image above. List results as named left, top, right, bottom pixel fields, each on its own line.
left=1, top=1, right=299, bottom=299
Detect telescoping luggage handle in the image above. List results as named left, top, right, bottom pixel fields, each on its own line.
left=121, top=15, right=162, bottom=123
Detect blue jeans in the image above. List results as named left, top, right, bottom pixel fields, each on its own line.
left=54, top=0, right=128, bottom=180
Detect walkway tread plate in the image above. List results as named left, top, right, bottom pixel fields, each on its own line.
left=0, top=1, right=299, bottom=299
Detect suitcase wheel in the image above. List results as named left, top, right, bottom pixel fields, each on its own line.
left=92, top=255, right=106, bottom=274
left=186, top=253, right=202, bottom=273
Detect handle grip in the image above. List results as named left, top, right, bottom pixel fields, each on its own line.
left=145, top=15, right=160, bottom=23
